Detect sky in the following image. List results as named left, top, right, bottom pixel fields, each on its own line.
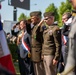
left=0, top=0, right=66, bottom=21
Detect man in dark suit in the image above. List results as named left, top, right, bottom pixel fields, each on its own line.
left=57, top=12, right=72, bottom=73
left=17, top=20, right=34, bottom=75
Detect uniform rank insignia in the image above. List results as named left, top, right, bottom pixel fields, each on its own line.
left=48, top=30, right=52, bottom=35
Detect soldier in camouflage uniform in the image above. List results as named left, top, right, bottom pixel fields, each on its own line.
left=30, top=11, right=45, bottom=75
left=38, top=12, right=61, bottom=75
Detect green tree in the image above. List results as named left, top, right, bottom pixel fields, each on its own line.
left=45, top=3, right=59, bottom=21
left=18, top=13, right=27, bottom=21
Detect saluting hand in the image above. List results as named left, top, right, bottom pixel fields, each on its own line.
left=38, top=19, right=45, bottom=26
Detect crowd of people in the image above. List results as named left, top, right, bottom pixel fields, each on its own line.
left=0, top=0, right=76, bottom=75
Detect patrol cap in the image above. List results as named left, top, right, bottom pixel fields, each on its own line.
left=43, top=12, right=55, bottom=17
left=30, top=11, right=42, bottom=17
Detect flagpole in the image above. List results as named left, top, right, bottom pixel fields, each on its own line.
left=13, top=7, right=17, bottom=21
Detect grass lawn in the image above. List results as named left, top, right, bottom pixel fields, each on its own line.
left=14, top=62, right=20, bottom=75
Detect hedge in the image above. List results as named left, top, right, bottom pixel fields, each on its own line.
left=8, top=44, right=18, bottom=62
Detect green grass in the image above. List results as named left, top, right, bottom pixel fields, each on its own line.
left=14, top=62, right=20, bottom=75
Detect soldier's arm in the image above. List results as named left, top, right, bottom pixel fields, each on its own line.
left=37, top=20, right=47, bottom=33
left=38, top=19, right=45, bottom=27
left=53, top=26, right=61, bottom=61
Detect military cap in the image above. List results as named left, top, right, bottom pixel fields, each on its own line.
left=43, top=12, right=55, bottom=17
left=30, top=11, right=42, bottom=17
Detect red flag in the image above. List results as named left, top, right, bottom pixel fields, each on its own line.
left=0, top=21, right=16, bottom=74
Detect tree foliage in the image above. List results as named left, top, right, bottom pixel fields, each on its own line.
left=45, top=3, right=59, bottom=21
left=44, top=0, right=72, bottom=27
left=18, top=13, right=27, bottom=21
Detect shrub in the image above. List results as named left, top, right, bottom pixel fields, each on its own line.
left=8, top=44, right=18, bottom=62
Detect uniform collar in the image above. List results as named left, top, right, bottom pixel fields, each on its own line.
left=72, top=10, right=76, bottom=17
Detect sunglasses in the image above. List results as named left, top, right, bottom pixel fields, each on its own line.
left=44, top=17, right=52, bottom=20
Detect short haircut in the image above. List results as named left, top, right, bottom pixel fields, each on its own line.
left=20, top=20, right=27, bottom=25
left=62, top=12, right=72, bottom=19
